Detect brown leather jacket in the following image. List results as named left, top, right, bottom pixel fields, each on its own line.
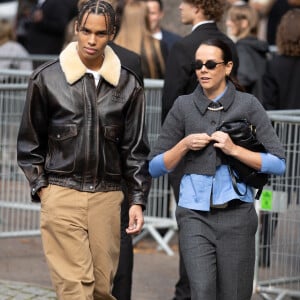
left=17, top=42, right=151, bottom=207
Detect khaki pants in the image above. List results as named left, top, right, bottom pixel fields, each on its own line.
left=40, top=184, right=123, bottom=300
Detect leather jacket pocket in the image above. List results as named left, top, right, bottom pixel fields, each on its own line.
left=104, top=125, right=122, bottom=177
left=45, top=124, right=78, bottom=173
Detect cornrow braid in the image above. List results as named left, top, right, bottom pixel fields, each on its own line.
left=77, top=0, right=116, bottom=37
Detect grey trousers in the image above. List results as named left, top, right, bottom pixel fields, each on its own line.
left=176, top=200, right=258, bottom=300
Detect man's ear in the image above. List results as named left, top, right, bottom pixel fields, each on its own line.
left=108, top=26, right=116, bottom=41
left=108, top=33, right=115, bottom=42
left=74, top=20, right=79, bottom=35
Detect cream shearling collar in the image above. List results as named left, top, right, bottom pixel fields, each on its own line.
left=59, top=42, right=121, bottom=86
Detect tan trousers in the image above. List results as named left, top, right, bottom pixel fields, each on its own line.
left=40, top=184, right=123, bottom=300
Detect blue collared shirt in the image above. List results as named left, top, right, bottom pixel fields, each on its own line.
left=149, top=153, right=285, bottom=211
left=149, top=88, right=286, bottom=211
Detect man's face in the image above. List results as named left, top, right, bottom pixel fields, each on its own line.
left=179, top=1, right=197, bottom=25
left=75, top=12, right=113, bottom=70
left=146, top=1, right=164, bottom=33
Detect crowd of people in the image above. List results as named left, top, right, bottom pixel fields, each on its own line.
left=0, top=0, right=298, bottom=299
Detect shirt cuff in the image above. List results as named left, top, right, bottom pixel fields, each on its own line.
left=149, top=153, right=170, bottom=177
left=260, top=152, right=286, bottom=175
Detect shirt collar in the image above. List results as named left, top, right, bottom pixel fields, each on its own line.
left=192, top=82, right=236, bottom=115
left=192, top=20, right=215, bottom=32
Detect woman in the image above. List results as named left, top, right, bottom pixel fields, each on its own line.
left=114, top=0, right=167, bottom=79
left=149, top=38, right=286, bottom=300
left=226, top=3, right=269, bottom=99
left=0, top=16, right=32, bottom=72
left=262, top=8, right=300, bottom=109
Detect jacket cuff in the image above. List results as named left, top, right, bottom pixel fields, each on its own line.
left=30, top=180, right=48, bottom=202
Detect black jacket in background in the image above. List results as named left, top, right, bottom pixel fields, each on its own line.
left=262, top=54, right=300, bottom=110
left=109, top=42, right=144, bottom=86
left=26, top=0, right=78, bottom=55
left=236, top=36, right=269, bottom=100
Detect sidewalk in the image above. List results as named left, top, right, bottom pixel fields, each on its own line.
left=0, top=235, right=180, bottom=300
left=0, top=235, right=263, bottom=300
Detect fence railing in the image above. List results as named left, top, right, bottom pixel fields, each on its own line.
left=1, top=67, right=299, bottom=278
left=253, top=110, right=300, bottom=299
left=0, top=71, right=175, bottom=255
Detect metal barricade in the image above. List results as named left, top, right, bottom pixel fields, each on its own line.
left=0, top=69, right=32, bottom=84
left=254, top=110, right=300, bottom=299
left=0, top=74, right=176, bottom=254
left=133, top=79, right=177, bottom=256
left=0, top=54, right=57, bottom=70
left=0, top=82, right=40, bottom=237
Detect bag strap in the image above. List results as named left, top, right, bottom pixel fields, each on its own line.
left=228, top=166, right=247, bottom=196
left=228, top=166, right=262, bottom=200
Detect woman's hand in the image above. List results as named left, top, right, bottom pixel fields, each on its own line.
left=163, top=133, right=212, bottom=171
left=183, top=133, right=212, bottom=151
left=211, top=131, right=238, bottom=155
left=211, top=131, right=262, bottom=170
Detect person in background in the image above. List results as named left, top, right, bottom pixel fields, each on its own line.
left=0, top=2, right=32, bottom=72
left=24, top=0, right=78, bottom=56
left=249, top=0, right=299, bottom=45
left=143, top=0, right=182, bottom=51
left=17, top=1, right=151, bottom=299
left=161, top=1, right=239, bottom=299
left=162, top=0, right=239, bottom=122
left=149, top=38, right=285, bottom=300
left=108, top=2, right=144, bottom=299
left=15, top=0, right=36, bottom=49
left=226, top=3, right=269, bottom=99
left=114, top=0, right=168, bottom=79
left=262, top=8, right=300, bottom=109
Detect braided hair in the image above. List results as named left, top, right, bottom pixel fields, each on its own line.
left=77, top=0, right=116, bottom=37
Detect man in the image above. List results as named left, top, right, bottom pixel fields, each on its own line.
left=161, top=1, right=239, bottom=299
left=63, top=1, right=144, bottom=298
left=144, top=0, right=181, bottom=51
left=17, top=1, right=151, bottom=299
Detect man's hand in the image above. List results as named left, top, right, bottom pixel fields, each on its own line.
left=126, top=204, right=144, bottom=235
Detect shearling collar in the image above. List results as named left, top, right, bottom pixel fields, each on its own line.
left=59, top=42, right=121, bottom=86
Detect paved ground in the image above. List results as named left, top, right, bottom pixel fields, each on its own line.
left=0, top=235, right=180, bottom=300
left=0, top=235, right=266, bottom=300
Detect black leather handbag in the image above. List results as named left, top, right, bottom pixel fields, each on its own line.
left=216, top=119, right=269, bottom=199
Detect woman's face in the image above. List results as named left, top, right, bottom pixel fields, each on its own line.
left=226, top=17, right=239, bottom=37
left=195, top=44, right=233, bottom=99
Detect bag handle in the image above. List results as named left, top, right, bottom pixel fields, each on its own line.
left=228, top=166, right=263, bottom=200
left=228, top=166, right=247, bottom=196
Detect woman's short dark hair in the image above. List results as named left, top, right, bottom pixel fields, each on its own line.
left=200, top=38, right=244, bottom=92
left=201, top=38, right=233, bottom=64
left=77, top=0, right=116, bottom=37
